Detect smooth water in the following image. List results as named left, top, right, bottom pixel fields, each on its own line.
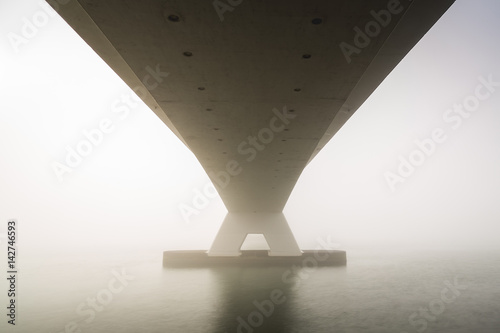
left=2, top=248, right=500, bottom=333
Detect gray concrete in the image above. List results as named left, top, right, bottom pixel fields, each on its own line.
left=49, top=0, right=454, bottom=256
left=163, top=250, right=346, bottom=267
left=208, top=212, right=302, bottom=256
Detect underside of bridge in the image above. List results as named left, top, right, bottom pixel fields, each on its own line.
left=49, top=0, right=454, bottom=256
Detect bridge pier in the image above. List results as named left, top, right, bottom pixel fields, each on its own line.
left=207, top=212, right=302, bottom=257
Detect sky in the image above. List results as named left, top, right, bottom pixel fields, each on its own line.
left=1, top=0, right=500, bottom=260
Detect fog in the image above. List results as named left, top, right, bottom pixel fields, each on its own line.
left=1, top=0, right=500, bottom=261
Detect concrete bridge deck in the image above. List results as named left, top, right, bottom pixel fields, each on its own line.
left=49, top=0, right=454, bottom=258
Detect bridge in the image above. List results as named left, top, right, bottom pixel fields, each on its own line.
left=48, top=0, right=454, bottom=261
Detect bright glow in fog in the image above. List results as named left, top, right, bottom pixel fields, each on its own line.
left=0, top=0, right=500, bottom=260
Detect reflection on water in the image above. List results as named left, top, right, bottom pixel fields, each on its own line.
left=3, top=249, right=500, bottom=333
left=162, top=264, right=347, bottom=332
left=210, top=266, right=296, bottom=332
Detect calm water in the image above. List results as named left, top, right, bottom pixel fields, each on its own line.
left=3, top=248, right=500, bottom=333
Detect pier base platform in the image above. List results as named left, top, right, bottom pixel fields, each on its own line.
left=163, top=250, right=346, bottom=267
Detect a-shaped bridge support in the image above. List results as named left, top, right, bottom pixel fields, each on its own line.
left=208, top=212, right=302, bottom=256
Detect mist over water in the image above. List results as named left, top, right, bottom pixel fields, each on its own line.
left=2, top=247, right=499, bottom=332
left=1, top=0, right=500, bottom=332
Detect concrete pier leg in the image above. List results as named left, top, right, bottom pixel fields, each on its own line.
left=207, top=212, right=302, bottom=256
